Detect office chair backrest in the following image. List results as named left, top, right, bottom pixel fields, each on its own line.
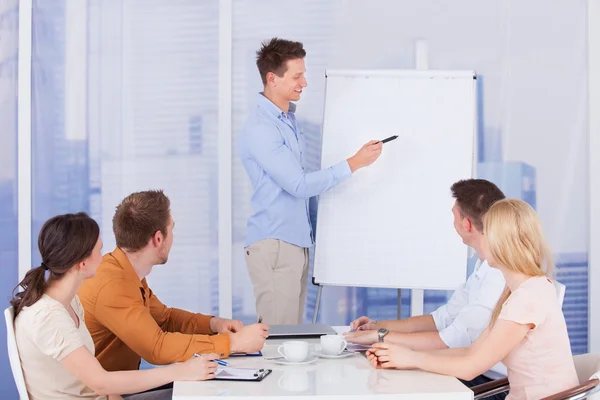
left=4, top=307, right=30, bottom=399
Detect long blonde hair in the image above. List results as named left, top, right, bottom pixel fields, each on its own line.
left=485, top=199, right=554, bottom=327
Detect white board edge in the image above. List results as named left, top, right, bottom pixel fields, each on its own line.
left=325, top=69, right=477, bottom=79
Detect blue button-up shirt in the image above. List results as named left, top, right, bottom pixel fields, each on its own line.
left=239, top=93, right=352, bottom=248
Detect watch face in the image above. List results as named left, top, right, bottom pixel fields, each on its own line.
left=377, top=328, right=389, bottom=342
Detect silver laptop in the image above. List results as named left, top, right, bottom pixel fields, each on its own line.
left=267, top=324, right=337, bottom=339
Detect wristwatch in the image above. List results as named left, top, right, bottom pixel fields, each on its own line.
left=377, top=328, right=389, bottom=343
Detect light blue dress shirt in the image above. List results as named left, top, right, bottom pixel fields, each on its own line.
left=238, top=93, right=352, bottom=248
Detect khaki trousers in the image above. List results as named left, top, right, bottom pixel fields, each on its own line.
left=244, top=239, right=309, bottom=325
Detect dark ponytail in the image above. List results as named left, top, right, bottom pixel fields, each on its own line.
left=10, top=212, right=100, bottom=317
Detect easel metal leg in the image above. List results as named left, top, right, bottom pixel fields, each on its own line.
left=397, top=288, right=402, bottom=320
left=313, top=284, right=323, bottom=324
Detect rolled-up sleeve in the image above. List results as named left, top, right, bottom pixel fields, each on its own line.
left=434, top=268, right=506, bottom=348
left=438, top=304, right=494, bottom=348
left=431, top=304, right=451, bottom=333
left=244, top=122, right=351, bottom=200
left=431, top=283, right=469, bottom=334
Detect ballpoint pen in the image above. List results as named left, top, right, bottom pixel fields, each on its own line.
left=356, top=320, right=377, bottom=331
left=194, top=353, right=228, bottom=366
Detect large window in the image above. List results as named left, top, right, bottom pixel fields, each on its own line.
left=31, top=0, right=220, bottom=314
left=0, top=1, right=19, bottom=397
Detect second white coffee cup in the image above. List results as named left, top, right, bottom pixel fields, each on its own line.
left=320, top=334, right=347, bottom=355
left=278, top=341, right=309, bottom=362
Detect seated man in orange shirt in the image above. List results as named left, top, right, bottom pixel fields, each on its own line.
left=79, top=190, right=268, bottom=372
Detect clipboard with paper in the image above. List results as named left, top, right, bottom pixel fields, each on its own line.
left=214, top=367, right=272, bottom=382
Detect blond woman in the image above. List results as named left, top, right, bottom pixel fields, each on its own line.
left=368, top=199, right=578, bottom=400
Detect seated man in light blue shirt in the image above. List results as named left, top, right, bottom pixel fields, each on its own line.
left=238, top=37, right=383, bottom=325
left=345, top=179, right=508, bottom=399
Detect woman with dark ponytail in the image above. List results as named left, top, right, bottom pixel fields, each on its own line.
left=11, top=213, right=101, bottom=317
left=12, top=213, right=219, bottom=400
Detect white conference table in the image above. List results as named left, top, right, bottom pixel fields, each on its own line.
left=173, top=327, right=473, bottom=400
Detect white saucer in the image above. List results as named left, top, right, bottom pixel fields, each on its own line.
left=274, top=355, right=318, bottom=365
left=314, top=350, right=357, bottom=359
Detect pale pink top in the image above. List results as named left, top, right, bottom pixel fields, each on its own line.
left=499, top=276, right=579, bottom=400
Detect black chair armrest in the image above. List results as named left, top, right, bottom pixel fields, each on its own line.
left=472, top=377, right=510, bottom=400
left=541, top=378, right=600, bottom=400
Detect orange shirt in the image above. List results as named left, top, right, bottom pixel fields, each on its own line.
left=78, top=247, right=230, bottom=371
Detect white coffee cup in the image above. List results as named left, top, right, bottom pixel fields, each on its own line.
left=278, top=341, right=309, bottom=362
left=320, top=334, right=347, bottom=355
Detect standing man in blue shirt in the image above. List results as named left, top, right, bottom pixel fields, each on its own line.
left=238, top=38, right=383, bottom=325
